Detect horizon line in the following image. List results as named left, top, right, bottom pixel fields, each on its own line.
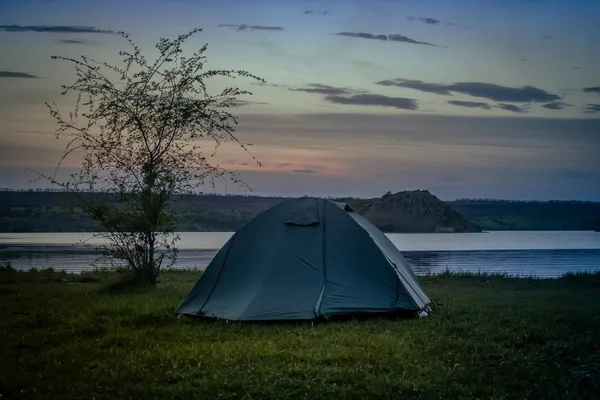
left=1, top=188, right=599, bottom=204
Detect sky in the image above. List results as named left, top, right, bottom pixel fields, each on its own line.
left=0, top=0, right=599, bottom=200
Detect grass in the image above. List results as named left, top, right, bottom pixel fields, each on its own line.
left=1, top=268, right=599, bottom=399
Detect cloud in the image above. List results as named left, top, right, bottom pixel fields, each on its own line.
left=334, top=32, right=439, bottom=47
left=324, top=94, right=418, bottom=110
left=421, top=18, right=440, bottom=25
left=388, top=34, right=438, bottom=47
left=303, top=10, right=328, bottom=15
left=584, top=104, right=600, bottom=114
left=231, top=99, right=269, bottom=106
left=335, top=32, right=388, bottom=41
left=291, top=83, right=362, bottom=96
left=496, top=103, right=527, bottom=113
left=262, top=82, right=366, bottom=97
left=583, top=87, right=600, bottom=95
left=288, top=84, right=417, bottom=111
left=378, top=79, right=450, bottom=95
left=447, top=100, right=491, bottom=110
left=239, top=25, right=283, bottom=31
left=253, top=82, right=290, bottom=89
left=293, top=169, right=318, bottom=174
left=407, top=16, right=441, bottom=25
left=542, top=101, right=571, bottom=110
left=218, top=24, right=283, bottom=31
left=376, top=78, right=560, bottom=103
left=0, top=70, right=38, bottom=79
left=55, top=38, right=99, bottom=45
left=0, top=25, right=118, bottom=34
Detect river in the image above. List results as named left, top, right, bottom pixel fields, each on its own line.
left=1, top=231, right=599, bottom=278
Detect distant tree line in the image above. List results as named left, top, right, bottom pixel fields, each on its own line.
left=1, top=190, right=598, bottom=204
left=453, top=198, right=599, bottom=204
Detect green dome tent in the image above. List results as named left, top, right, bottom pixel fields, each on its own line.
left=177, top=197, right=430, bottom=321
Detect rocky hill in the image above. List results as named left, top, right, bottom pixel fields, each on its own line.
left=340, top=190, right=480, bottom=233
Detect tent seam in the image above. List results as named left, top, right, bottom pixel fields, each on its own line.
left=197, top=235, right=236, bottom=314
left=314, top=199, right=327, bottom=319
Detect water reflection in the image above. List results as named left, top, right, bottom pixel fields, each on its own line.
left=2, top=244, right=599, bottom=278
left=402, top=252, right=444, bottom=275
left=404, top=249, right=600, bottom=277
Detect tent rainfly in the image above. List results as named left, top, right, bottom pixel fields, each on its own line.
left=177, top=197, right=430, bottom=321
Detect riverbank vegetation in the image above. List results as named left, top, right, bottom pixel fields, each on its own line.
left=1, top=268, right=599, bottom=399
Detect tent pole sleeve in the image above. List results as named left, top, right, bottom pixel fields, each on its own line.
left=313, top=199, right=327, bottom=318
left=197, top=235, right=236, bottom=313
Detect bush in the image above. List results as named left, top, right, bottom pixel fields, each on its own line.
left=0, top=260, right=15, bottom=272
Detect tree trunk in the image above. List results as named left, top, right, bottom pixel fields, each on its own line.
left=148, top=231, right=157, bottom=285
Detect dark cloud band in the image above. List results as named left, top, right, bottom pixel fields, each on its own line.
left=583, top=87, right=600, bottom=95
left=448, top=100, right=491, bottom=110
left=0, top=25, right=118, bottom=34
left=292, top=83, right=361, bottom=96
left=584, top=104, right=600, bottom=114
left=496, top=103, right=527, bottom=113
left=231, top=99, right=269, bottom=107
left=377, top=78, right=560, bottom=103
left=0, top=70, right=38, bottom=79
left=335, top=32, right=439, bottom=47
left=542, top=102, right=571, bottom=110
left=407, top=16, right=441, bottom=25
left=55, top=39, right=99, bottom=45
left=218, top=24, right=283, bottom=31
left=324, top=94, right=418, bottom=110
left=286, top=83, right=417, bottom=110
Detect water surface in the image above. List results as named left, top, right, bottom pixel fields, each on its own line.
left=1, top=231, right=599, bottom=278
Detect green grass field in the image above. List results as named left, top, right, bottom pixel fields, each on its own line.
left=1, top=268, right=599, bottom=399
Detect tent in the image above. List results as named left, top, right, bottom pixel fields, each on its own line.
left=176, top=197, right=430, bottom=321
